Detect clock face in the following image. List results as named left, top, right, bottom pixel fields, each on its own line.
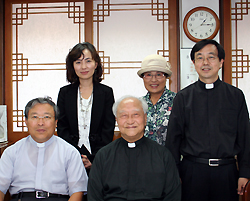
left=183, top=7, right=220, bottom=42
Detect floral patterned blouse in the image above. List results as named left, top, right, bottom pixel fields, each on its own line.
left=143, top=87, right=176, bottom=146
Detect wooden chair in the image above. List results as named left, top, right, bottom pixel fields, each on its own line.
left=113, top=131, right=121, bottom=141
left=242, top=180, right=250, bottom=201
left=3, top=191, right=11, bottom=201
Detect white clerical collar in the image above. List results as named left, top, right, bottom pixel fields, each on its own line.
left=37, top=142, right=45, bottom=147
left=29, top=135, right=55, bottom=147
left=205, top=83, right=214, bottom=89
left=128, top=142, right=136, bottom=148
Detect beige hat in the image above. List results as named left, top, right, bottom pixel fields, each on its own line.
left=137, top=54, right=172, bottom=78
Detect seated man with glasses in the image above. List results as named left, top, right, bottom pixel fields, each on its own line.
left=137, top=54, right=176, bottom=146
left=0, top=97, right=88, bottom=201
left=166, top=39, right=250, bottom=201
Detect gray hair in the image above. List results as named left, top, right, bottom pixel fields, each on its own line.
left=112, top=95, right=148, bottom=117
left=24, top=96, right=60, bottom=120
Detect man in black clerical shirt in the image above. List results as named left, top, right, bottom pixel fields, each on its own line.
left=88, top=96, right=181, bottom=201
left=166, top=39, right=250, bottom=201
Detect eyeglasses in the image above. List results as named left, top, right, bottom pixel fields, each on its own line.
left=29, top=115, right=54, bottom=122
left=195, top=55, right=218, bottom=63
left=143, top=72, right=166, bottom=80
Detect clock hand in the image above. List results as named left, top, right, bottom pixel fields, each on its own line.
left=201, top=23, right=213, bottom=26
left=191, top=19, right=208, bottom=30
left=200, top=18, right=207, bottom=26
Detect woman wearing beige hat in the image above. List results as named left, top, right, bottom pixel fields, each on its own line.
left=137, top=54, right=176, bottom=146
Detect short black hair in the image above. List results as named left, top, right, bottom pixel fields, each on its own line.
left=25, top=97, right=59, bottom=120
left=190, top=39, right=225, bottom=61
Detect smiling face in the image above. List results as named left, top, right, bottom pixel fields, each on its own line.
left=116, top=98, right=147, bottom=143
left=142, top=71, right=167, bottom=96
left=194, top=44, right=224, bottom=84
left=25, top=103, right=57, bottom=143
left=73, top=49, right=97, bottom=82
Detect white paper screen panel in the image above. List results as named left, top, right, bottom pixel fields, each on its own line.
left=11, top=2, right=84, bottom=131
left=93, top=0, right=170, bottom=100
left=231, top=0, right=250, bottom=113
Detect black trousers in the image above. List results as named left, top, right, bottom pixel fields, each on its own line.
left=180, top=158, right=239, bottom=201
left=83, top=194, right=87, bottom=201
left=11, top=198, right=68, bottom=201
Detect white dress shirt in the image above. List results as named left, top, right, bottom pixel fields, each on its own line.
left=0, top=135, right=88, bottom=196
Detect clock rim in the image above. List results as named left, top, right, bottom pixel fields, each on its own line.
left=183, top=6, right=220, bottom=42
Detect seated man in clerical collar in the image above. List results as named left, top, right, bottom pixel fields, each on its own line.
left=87, top=95, right=181, bottom=201
left=0, top=97, right=88, bottom=201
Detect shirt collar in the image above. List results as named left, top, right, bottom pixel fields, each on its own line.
left=121, top=136, right=146, bottom=148
left=197, top=78, right=222, bottom=90
left=145, top=87, right=168, bottom=104
left=28, top=135, right=55, bottom=148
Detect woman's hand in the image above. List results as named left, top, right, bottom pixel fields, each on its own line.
left=81, top=155, right=92, bottom=169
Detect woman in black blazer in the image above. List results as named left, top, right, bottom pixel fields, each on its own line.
left=57, top=42, right=115, bottom=171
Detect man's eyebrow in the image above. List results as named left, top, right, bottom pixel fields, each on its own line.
left=195, top=52, right=216, bottom=56
left=29, top=112, right=52, bottom=115
left=208, top=52, right=217, bottom=55
left=118, top=109, right=141, bottom=113
left=44, top=112, right=53, bottom=115
left=118, top=110, right=126, bottom=114
left=133, top=109, right=140, bottom=112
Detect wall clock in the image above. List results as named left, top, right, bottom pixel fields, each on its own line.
left=183, top=7, right=220, bottom=42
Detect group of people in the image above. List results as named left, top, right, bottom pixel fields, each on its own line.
left=0, top=39, right=249, bottom=201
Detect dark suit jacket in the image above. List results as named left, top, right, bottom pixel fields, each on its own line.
left=57, top=82, right=115, bottom=162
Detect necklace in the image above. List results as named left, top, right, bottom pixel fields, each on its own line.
left=79, top=89, right=93, bottom=129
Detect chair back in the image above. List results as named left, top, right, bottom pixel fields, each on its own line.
left=242, top=180, right=250, bottom=201
left=113, top=131, right=121, bottom=141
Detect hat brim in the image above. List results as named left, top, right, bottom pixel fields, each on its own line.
left=137, top=67, right=172, bottom=78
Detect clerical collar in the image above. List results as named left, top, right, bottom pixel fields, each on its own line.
left=121, top=136, right=145, bottom=148
left=37, top=142, right=45, bottom=147
left=128, top=142, right=136, bottom=148
left=205, top=83, right=214, bottom=89
left=198, top=78, right=221, bottom=90
left=29, top=135, right=55, bottom=147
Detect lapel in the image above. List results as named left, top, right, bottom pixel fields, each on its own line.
left=66, top=83, right=79, bottom=135
left=90, top=83, right=104, bottom=134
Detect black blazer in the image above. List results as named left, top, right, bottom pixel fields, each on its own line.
left=57, top=82, right=115, bottom=162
